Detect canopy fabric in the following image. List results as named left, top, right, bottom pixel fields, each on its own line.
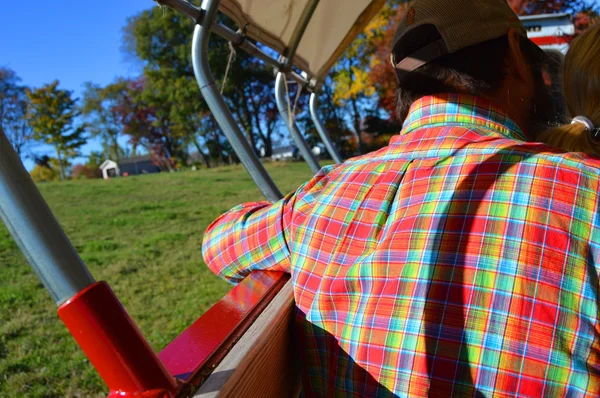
left=219, top=0, right=386, bottom=81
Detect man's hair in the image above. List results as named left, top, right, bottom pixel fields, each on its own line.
left=395, top=35, right=543, bottom=123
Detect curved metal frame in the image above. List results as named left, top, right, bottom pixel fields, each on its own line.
left=309, top=92, right=343, bottom=164
left=275, top=72, right=321, bottom=175
left=192, top=0, right=282, bottom=202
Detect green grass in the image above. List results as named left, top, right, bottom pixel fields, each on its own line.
left=0, top=162, right=316, bottom=397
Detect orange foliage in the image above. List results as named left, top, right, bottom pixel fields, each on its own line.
left=367, top=4, right=407, bottom=118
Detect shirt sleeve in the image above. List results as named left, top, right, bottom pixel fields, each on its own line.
left=201, top=165, right=335, bottom=284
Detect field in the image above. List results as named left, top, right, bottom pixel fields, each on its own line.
left=0, top=162, right=316, bottom=397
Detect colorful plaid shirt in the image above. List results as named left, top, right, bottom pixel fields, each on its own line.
left=202, top=94, right=600, bottom=397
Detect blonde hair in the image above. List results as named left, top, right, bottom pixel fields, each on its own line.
left=537, top=23, right=600, bottom=155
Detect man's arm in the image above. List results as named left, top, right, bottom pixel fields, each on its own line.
left=201, top=165, right=335, bottom=284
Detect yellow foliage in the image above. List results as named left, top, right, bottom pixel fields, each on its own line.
left=30, top=165, right=60, bottom=183
left=332, top=1, right=407, bottom=105
left=333, top=67, right=376, bottom=106
left=363, top=13, right=389, bottom=40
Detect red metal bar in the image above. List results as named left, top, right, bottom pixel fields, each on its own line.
left=58, top=281, right=180, bottom=398
left=531, top=35, right=573, bottom=46
left=159, top=271, right=289, bottom=389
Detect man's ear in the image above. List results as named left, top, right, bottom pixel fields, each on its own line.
left=505, top=27, right=531, bottom=83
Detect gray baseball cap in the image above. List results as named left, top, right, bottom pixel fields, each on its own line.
left=391, top=0, right=528, bottom=80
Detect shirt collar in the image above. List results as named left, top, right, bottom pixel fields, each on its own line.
left=399, top=93, right=528, bottom=142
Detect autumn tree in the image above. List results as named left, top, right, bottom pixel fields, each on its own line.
left=103, top=77, right=172, bottom=170
left=508, top=0, right=589, bottom=15
left=508, top=0, right=598, bottom=33
left=81, top=80, right=130, bottom=162
left=366, top=3, right=409, bottom=118
left=329, top=0, right=408, bottom=154
left=124, top=5, right=285, bottom=163
left=71, top=151, right=103, bottom=180
left=0, top=67, right=32, bottom=157
left=330, top=20, right=378, bottom=136
left=26, top=81, right=87, bottom=180
left=123, top=6, right=219, bottom=167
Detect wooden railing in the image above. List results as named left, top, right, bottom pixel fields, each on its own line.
left=195, top=280, right=300, bottom=397
left=158, top=271, right=300, bottom=397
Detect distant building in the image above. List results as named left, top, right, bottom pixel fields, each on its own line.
left=100, top=160, right=119, bottom=179
left=271, top=145, right=295, bottom=161
left=187, top=152, right=204, bottom=165
left=520, top=13, right=575, bottom=54
left=99, top=155, right=161, bottom=180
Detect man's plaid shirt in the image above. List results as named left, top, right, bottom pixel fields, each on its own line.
left=202, top=94, right=600, bottom=397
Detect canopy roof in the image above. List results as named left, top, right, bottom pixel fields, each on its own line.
left=219, top=0, right=386, bottom=81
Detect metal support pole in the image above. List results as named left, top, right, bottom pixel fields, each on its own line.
left=0, top=131, right=95, bottom=305
left=309, top=93, right=343, bottom=164
left=282, top=0, right=320, bottom=70
left=155, top=0, right=204, bottom=22
left=193, top=0, right=283, bottom=202
left=275, top=72, right=321, bottom=175
left=0, top=133, right=179, bottom=397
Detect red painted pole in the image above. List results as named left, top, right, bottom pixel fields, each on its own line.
left=58, top=281, right=180, bottom=397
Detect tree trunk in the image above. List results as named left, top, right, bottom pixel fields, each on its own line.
left=113, top=136, right=120, bottom=162
left=350, top=98, right=364, bottom=155
left=56, top=148, right=65, bottom=181
left=192, top=136, right=212, bottom=168
left=263, top=135, right=273, bottom=157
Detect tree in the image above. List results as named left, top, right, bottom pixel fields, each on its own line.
left=329, top=0, right=408, bottom=153
left=31, top=164, right=60, bottom=182
left=81, top=80, right=129, bottom=162
left=103, top=77, right=178, bottom=171
left=330, top=33, right=377, bottom=143
left=507, top=0, right=599, bottom=33
left=30, top=155, right=60, bottom=183
left=123, top=6, right=283, bottom=163
left=508, top=0, right=588, bottom=15
left=224, top=58, right=283, bottom=157
left=0, top=67, right=32, bottom=157
left=72, top=151, right=104, bottom=180
left=366, top=2, right=409, bottom=117
left=123, top=7, right=211, bottom=167
left=26, top=81, right=87, bottom=180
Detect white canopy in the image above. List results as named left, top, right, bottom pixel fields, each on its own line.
left=219, top=0, right=386, bottom=81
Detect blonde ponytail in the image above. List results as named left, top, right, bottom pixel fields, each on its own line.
left=538, top=23, right=600, bottom=156
left=538, top=122, right=600, bottom=154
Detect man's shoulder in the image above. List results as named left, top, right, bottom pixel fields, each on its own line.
left=437, top=123, right=600, bottom=182
left=494, top=139, right=600, bottom=179
left=321, top=129, right=600, bottom=190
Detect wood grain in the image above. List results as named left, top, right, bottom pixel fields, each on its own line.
left=194, top=281, right=301, bottom=398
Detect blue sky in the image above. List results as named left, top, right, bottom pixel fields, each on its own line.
left=1, top=0, right=154, bottom=168
left=1, top=0, right=151, bottom=96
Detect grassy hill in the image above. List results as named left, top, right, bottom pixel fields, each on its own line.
left=0, top=162, right=316, bottom=397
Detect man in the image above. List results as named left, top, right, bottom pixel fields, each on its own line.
left=203, top=0, right=600, bottom=395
